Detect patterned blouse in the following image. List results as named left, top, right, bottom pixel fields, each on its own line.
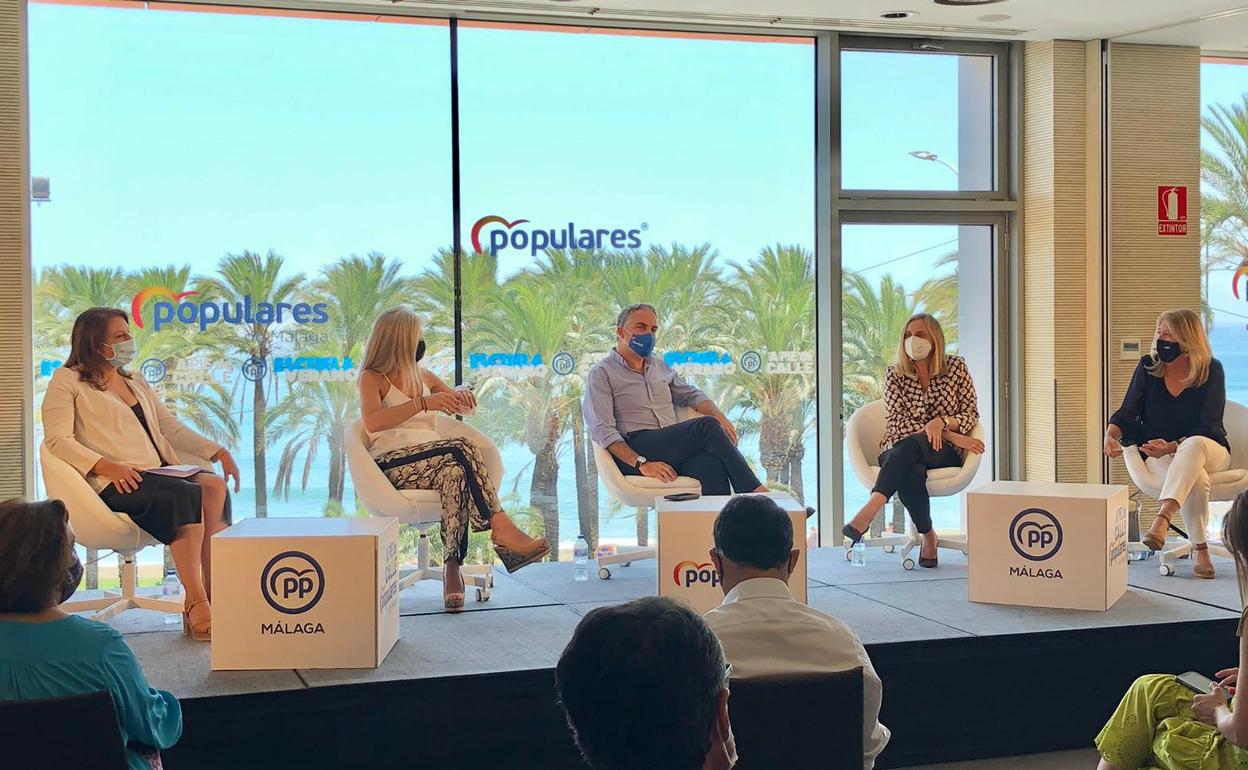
left=881, top=354, right=979, bottom=450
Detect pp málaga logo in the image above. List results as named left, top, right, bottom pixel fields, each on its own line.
left=1009, top=508, right=1063, bottom=562
left=260, top=551, right=325, bottom=614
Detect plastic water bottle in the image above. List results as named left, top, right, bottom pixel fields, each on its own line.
left=850, top=540, right=867, bottom=568
left=161, top=570, right=182, bottom=625
left=574, top=535, right=590, bottom=582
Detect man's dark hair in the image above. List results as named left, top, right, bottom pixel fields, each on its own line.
left=616, top=303, right=657, bottom=330
left=0, top=499, right=73, bottom=613
left=556, top=596, right=727, bottom=770
left=713, top=494, right=793, bottom=571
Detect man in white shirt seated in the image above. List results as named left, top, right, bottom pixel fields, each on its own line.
left=704, top=495, right=891, bottom=770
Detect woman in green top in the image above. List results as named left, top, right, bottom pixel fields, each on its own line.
left=0, top=499, right=182, bottom=770
left=1095, top=491, right=1248, bottom=769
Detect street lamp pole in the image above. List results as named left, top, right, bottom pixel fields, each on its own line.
left=908, top=150, right=959, bottom=177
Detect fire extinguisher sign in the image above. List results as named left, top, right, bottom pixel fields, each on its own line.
left=1157, top=185, right=1188, bottom=236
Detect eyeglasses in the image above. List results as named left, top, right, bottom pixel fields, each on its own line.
left=723, top=663, right=734, bottom=687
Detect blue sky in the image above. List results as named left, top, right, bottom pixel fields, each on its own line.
left=27, top=3, right=974, bottom=284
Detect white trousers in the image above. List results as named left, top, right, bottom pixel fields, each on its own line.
left=1145, top=436, right=1231, bottom=545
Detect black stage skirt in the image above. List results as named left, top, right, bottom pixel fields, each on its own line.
left=99, top=472, right=231, bottom=545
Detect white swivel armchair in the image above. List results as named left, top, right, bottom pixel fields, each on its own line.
left=1122, top=400, right=1248, bottom=577
left=845, top=399, right=986, bottom=569
left=590, top=406, right=702, bottom=579
left=40, top=442, right=209, bottom=621
left=345, top=416, right=498, bottom=602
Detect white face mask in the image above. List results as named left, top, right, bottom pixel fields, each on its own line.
left=104, top=338, right=137, bottom=368
left=904, top=335, right=933, bottom=361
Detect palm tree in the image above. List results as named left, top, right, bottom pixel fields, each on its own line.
left=196, top=250, right=304, bottom=518
left=1201, top=96, right=1248, bottom=329
left=265, top=253, right=413, bottom=512
left=314, top=253, right=414, bottom=356
left=913, top=250, right=959, bottom=346
left=598, top=243, right=726, bottom=544
left=471, top=274, right=578, bottom=557
left=33, top=265, right=132, bottom=590
left=842, top=271, right=916, bottom=419
left=720, top=245, right=816, bottom=499
left=270, top=381, right=358, bottom=513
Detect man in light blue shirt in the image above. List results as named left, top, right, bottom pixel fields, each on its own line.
left=582, top=303, right=766, bottom=495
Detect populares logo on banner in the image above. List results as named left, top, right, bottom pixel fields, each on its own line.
left=672, top=560, right=720, bottom=589
left=471, top=215, right=645, bottom=257
left=131, top=286, right=329, bottom=332
left=1233, top=266, right=1248, bottom=301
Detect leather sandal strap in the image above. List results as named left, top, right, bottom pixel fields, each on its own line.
left=1194, top=542, right=1209, bottom=552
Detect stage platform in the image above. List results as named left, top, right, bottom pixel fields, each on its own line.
left=87, top=546, right=1244, bottom=770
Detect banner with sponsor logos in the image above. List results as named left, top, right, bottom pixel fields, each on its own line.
left=967, top=481, right=1129, bottom=612
left=211, top=517, right=399, bottom=671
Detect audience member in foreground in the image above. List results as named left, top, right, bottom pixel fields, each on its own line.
left=556, top=596, right=737, bottom=770
left=1104, top=308, right=1229, bottom=578
left=359, top=306, right=549, bottom=610
left=1095, top=491, right=1248, bottom=769
left=0, top=499, right=182, bottom=770
left=840, top=312, right=982, bottom=568
left=42, top=307, right=240, bottom=640
left=704, top=494, right=890, bottom=769
left=583, top=303, right=767, bottom=496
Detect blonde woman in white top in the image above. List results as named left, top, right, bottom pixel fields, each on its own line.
left=41, top=307, right=241, bottom=641
left=359, top=307, right=550, bottom=611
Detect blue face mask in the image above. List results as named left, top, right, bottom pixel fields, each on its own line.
left=628, top=332, right=655, bottom=358
left=1156, top=339, right=1182, bottom=363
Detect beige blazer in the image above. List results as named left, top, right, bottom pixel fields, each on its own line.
left=42, top=366, right=223, bottom=493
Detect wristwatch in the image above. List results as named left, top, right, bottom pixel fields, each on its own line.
left=635, top=456, right=648, bottom=469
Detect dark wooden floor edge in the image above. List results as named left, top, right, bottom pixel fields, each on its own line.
left=164, top=619, right=1240, bottom=770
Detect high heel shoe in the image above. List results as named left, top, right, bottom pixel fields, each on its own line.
left=493, top=536, right=551, bottom=574
left=1193, top=543, right=1216, bottom=579
left=183, top=599, right=211, bottom=642
left=1142, top=512, right=1173, bottom=551
left=918, top=533, right=939, bottom=568
left=842, top=524, right=865, bottom=545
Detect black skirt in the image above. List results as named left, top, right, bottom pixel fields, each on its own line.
left=98, top=472, right=224, bottom=545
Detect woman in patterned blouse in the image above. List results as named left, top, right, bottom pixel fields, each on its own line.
left=842, top=313, right=984, bottom=568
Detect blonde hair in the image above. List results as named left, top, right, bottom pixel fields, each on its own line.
left=893, top=313, right=948, bottom=379
left=1147, top=308, right=1211, bottom=388
left=362, top=306, right=425, bottom=397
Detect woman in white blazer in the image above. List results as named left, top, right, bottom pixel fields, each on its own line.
left=41, top=307, right=240, bottom=641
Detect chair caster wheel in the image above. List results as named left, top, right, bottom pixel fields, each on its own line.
left=598, top=567, right=612, bottom=580
left=476, top=588, right=491, bottom=602
left=488, top=575, right=495, bottom=588
left=623, top=562, right=633, bottom=568
left=902, top=558, right=916, bottom=571
left=884, top=546, right=896, bottom=554
left=1160, top=563, right=1175, bottom=577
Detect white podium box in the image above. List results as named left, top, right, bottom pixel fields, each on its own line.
left=657, top=493, right=808, bottom=615
left=967, top=481, right=1130, bottom=611
left=211, top=517, right=401, bottom=671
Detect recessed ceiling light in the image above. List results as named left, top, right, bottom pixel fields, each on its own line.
left=934, top=0, right=1008, bottom=6
left=978, top=13, right=1012, bottom=21
left=881, top=11, right=918, bottom=19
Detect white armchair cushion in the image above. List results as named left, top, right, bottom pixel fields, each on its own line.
left=1122, top=401, right=1248, bottom=502
left=845, top=399, right=984, bottom=498
left=346, top=416, right=503, bottom=526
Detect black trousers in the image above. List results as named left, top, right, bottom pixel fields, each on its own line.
left=618, top=416, right=762, bottom=496
left=872, top=433, right=962, bottom=534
